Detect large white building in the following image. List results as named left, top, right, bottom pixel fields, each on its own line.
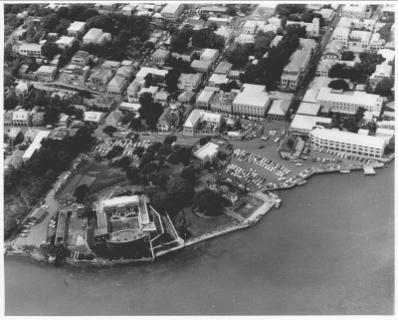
left=310, top=128, right=386, bottom=159
left=18, top=43, right=42, bottom=58
left=232, top=84, right=270, bottom=118
left=280, top=49, right=312, bottom=90
left=67, top=21, right=86, bottom=37
left=289, top=114, right=332, bottom=135
left=160, top=3, right=185, bottom=21
left=317, top=87, right=383, bottom=115
left=341, top=4, right=371, bottom=19
left=183, top=109, right=221, bottom=136
left=22, top=130, right=51, bottom=161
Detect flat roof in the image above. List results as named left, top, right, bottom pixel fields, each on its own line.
left=84, top=111, right=104, bottom=123
left=103, top=195, right=140, bottom=208
left=119, top=102, right=141, bottom=111
left=83, top=28, right=103, bottom=40
left=233, top=84, right=269, bottom=108
left=317, top=87, right=382, bottom=106
left=67, top=21, right=86, bottom=32
left=194, top=142, right=220, bottom=161
left=22, top=130, right=50, bottom=160
left=296, top=102, right=321, bottom=116
left=136, top=67, right=168, bottom=79
left=311, top=128, right=386, bottom=149
left=267, top=100, right=289, bottom=116
left=197, top=87, right=218, bottom=103
left=290, top=114, right=332, bottom=132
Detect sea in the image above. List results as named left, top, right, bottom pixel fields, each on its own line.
left=5, top=164, right=394, bottom=315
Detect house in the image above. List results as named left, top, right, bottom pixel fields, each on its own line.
left=84, top=111, right=104, bottom=124
left=150, top=48, right=170, bottom=66
left=243, top=20, right=265, bottom=34
left=194, top=142, right=220, bottom=162
left=331, top=27, right=350, bottom=45
left=177, top=91, right=195, bottom=105
left=138, top=86, right=159, bottom=99
left=310, top=128, right=386, bottom=159
left=317, top=87, right=383, bottom=115
left=31, top=111, right=45, bottom=126
left=196, top=87, right=218, bottom=109
left=209, top=91, right=236, bottom=115
left=270, top=35, right=283, bottom=47
left=280, top=49, right=312, bottom=90
left=15, top=81, right=31, bottom=97
left=347, top=30, right=371, bottom=51
left=183, top=109, right=221, bottom=136
left=18, top=43, right=42, bottom=57
left=6, top=127, right=24, bottom=145
left=235, top=33, right=255, bottom=44
left=160, top=3, right=185, bottom=21
left=368, top=63, right=393, bottom=87
left=153, top=90, right=169, bottom=106
left=286, top=18, right=320, bottom=37
left=214, top=61, right=233, bottom=75
left=12, top=108, right=31, bottom=126
left=119, top=102, right=141, bottom=113
left=157, top=106, right=179, bottom=133
left=87, top=67, right=114, bottom=91
left=105, top=110, right=123, bottom=128
left=127, top=79, right=144, bottom=102
left=266, top=100, right=290, bottom=121
left=316, top=8, right=335, bottom=22
left=60, top=64, right=90, bottom=86
left=289, top=114, right=332, bottom=135
left=35, top=65, right=57, bottom=82
left=67, top=21, right=86, bottom=37
left=71, top=50, right=90, bottom=67
left=107, top=75, right=129, bottom=95
left=135, top=67, right=168, bottom=84
left=232, top=84, right=270, bottom=118
left=83, top=28, right=111, bottom=45
left=208, top=73, right=228, bottom=87
left=200, top=49, right=219, bottom=64
left=191, top=60, right=212, bottom=73
left=177, top=73, right=202, bottom=91
left=214, top=26, right=234, bottom=45
left=341, top=4, right=371, bottom=19
left=324, top=40, right=343, bottom=60
left=368, top=33, right=385, bottom=51
left=55, top=36, right=76, bottom=50
left=22, top=130, right=51, bottom=161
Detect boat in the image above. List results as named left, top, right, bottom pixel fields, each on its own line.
left=340, top=169, right=350, bottom=174
left=363, top=166, right=376, bottom=176
left=274, top=198, right=282, bottom=208
left=296, top=179, right=307, bottom=186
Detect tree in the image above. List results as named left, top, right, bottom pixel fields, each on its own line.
left=163, top=135, right=177, bottom=145
left=74, top=184, right=89, bottom=203
left=86, top=14, right=114, bottom=33
left=375, top=78, right=394, bottom=97
left=191, top=28, right=225, bottom=50
left=126, top=167, right=141, bottom=183
left=103, top=125, right=117, bottom=136
left=226, top=5, right=237, bottom=16
left=341, top=51, right=354, bottom=61
left=41, top=41, right=60, bottom=60
left=170, top=26, right=193, bottom=54
left=328, top=63, right=359, bottom=82
left=42, top=13, right=60, bottom=31
left=193, top=189, right=225, bottom=216
left=106, top=146, right=123, bottom=159
left=328, top=79, right=349, bottom=91
left=150, top=172, right=169, bottom=187
left=181, top=166, right=196, bottom=184
left=163, top=177, right=195, bottom=215
left=168, top=147, right=191, bottom=165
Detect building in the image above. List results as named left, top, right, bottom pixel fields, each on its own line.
left=55, top=36, right=76, bottom=50
left=331, top=27, right=350, bottom=45
left=191, top=59, right=212, bottom=73
left=194, top=142, right=220, bottom=162
left=87, top=67, right=114, bottom=91
left=324, top=40, right=343, bottom=60
left=15, top=81, right=31, bottom=97
left=107, top=75, right=129, bottom=95
left=160, top=3, right=185, bottom=21
left=67, top=21, right=86, bottom=37
left=286, top=18, right=320, bottom=37
left=368, top=33, right=385, bottom=51
left=347, top=30, right=371, bottom=51
left=208, top=73, right=228, bottom=87
left=289, top=114, right=332, bottom=135
left=214, top=61, right=233, bottom=75
left=12, top=108, right=31, bottom=126
left=59, top=113, right=70, bottom=128
left=32, top=111, right=45, bottom=126
left=243, top=20, right=265, bottom=34
left=280, top=49, right=312, bottom=90
left=368, top=63, right=392, bottom=87
left=119, top=102, right=142, bottom=113
left=206, top=16, right=230, bottom=28
left=150, top=48, right=170, bottom=66
left=316, top=59, right=355, bottom=77
left=71, top=50, right=90, bottom=67
left=135, top=67, right=168, bottom=84
left=341, top=4, right=371, bottom=19
left=157, top=106, right=179, bottom=133
left=22, top=130, right=51, bottom=161
left=316, top=8, right=335, bottom=22
left=83, top=28, right=111, bottom=45
left=232, top=84, right=270, bottom=118
left=214, top=26, right=234, bottom=45
left=317, top=87, right=383, bottom=115
left=177, top=73, right=202, bottom=91
left=210, top=91, right=237, bottom=115
left=196, top=87, right=218, bottom=109
left=153, top=90, right=169, bottom=106
left=310, top=128, right=386, bottom=159
left=183, top=109, right=221, bottom=136
left=84, top=111, right=104, bottom=124
left=35, top=65, right=57, bottom=82
left=235, top=33, right=255, bottom=44
left=59, top=64, right=90, bottom=86
left=266, top=100, right=290, bottom=121
left=296, top=102, right=321, bottom=116
left=126, top=79, right=143, bottom=102
left=200, top=49, right=219, bottom=64
left=18, top=43, right=42, bottom=58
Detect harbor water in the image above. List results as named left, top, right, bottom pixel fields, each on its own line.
left=5, top=164, right=394, bottom=315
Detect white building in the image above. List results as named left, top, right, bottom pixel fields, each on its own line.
left=296, top=102, right=321, bottom=116
left=208, top=73, right=228, bottom=87
left=107, top=75, right=129, bottom=95
left=331, top=27, right=350, bottom=45
left=67, top=21, right=86, bottom=37
left=160, top=3, right=185, bottom=21
left=289, top=114, right=332, bottom=135
left=214, top=26, right=234, bottom=45
left=243, top=20, right=265, bottom=34
left=368, top=63, right=392, bottom=87
left=341, top=4, right=370, bottom=19
left=18, top=43, right=42, bottom=58
left=286, top=18, right=320, bottom=37
left=83, top=28, right=110, bottom=45
left=347, top=30, right=371, bottom=51
left=232, top=84, right=270, bottom=118
left=84, top=111, right=104, bottom=123
left=55, top=36, right=76, bottom=50
left=280, top=49, right=312, bottom=90
left=194, top=142, right=220, bottom=162
left=35, top=65, right=57, bottom=82
left=196, top=87, right=218, bottom=109
left=22, top=130, right=51, bottom=161
left=183, top=109, right=221, bottom=136
left=200, top=49, right=219, bottom=64
left=266, top=100, right=290, bottom=121
left=12, top=109, right=31, bottom=126
left=317, top=87, right=383, bottom=115
left=177, top=73, right=202, bottom=91
left=135, top=67, right=168, bottom=83
left=235, top=33, right=255, bottom=44
left=310, top=128, right=386, bottom=159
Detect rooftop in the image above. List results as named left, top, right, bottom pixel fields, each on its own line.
left=233, top=84, right=269, bottom=108
left=290, top=114, right=332, bottom=132
left=22, top=130, right=50, bottom=160
left=317, top=87, right=382, bottom=106
left=67, top=21, right=86, bottom=32
left=296, top=102, right=321, bottom=116
left=267, top=100, right=290, bottom=116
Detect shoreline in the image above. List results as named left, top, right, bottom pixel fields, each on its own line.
left=4, top=159, right=392, bottom=268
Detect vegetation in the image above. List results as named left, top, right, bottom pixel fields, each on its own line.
left=328, top=63, right=359, bottom=82
left=328, top=79, right=349, bottom=91
left=193, top=189, right=226, bottom=216
left=374, top=78, right=394, bottom=97
left=341, top=51, right=355, bottom=61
